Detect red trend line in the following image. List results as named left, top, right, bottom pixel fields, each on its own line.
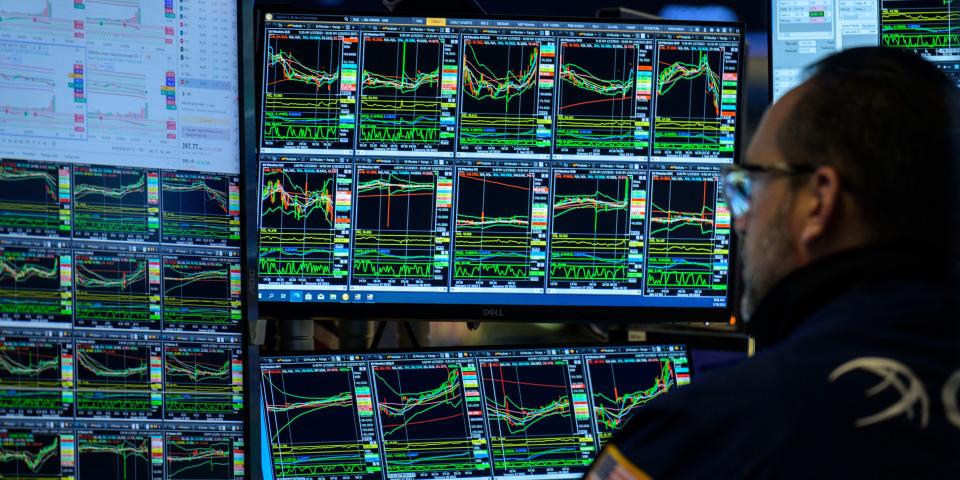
left=460, top=174, right=530, bottom=191
left=560, top=95, right=632, bottom=110
left=381, top=412, right=463, bottom=428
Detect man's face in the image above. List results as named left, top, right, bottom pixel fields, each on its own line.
left=737, top=90, right=805, bottom=319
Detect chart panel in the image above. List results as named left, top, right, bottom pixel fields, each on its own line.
left=260, top=361, right=381, bottom=480
left=261, top=27, right=359, bottom=153
left=451, top=161, right=549, bottom=292
left=357, top=32, right=459, bottom=155
left=164, top=430, right=244, bottom=480
left=0, top=242, right=72, bottom=325
left=74, top=338, right=162, bottom=420
left=547, top=164, right=646, bottom=294
left=457, top=34, right=555, bottom=158
left=161, top=172, right=240, bottom=248
left=478, top=355, right=593, bottom=478
left=0, top=427, right=75, bottom=479
left=0, top=160, right=71, bottom=238
left=162, top=255, right=241, bottom=333
left=555, top=37, right=653, bottom=159
left=73, top=250, right=162, bottom=331
left=76, top=429, right=163, bottom=480
left=652, top=39, right=739, bottom=161
left=72, top=165, right=160, bottom=243
left=258, top=159, right=354, bottom=291
left=881, top=0, right=959, bottom=54
left=163, top=341, right=243, bottom=423
left=0, top=333, right=73, bottom=419
left=584, top=349, right=688, bottom=448
left=371, top=359, right=488, bottom=480
left=644, top=165, right=730, bottom=298
left=351, top=159, right=452, bottom=291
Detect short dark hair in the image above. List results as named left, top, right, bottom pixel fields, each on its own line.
left=777, top=47, right=960, bottom=246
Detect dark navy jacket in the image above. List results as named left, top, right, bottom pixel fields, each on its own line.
left=588, top=247, right=960, bottom=479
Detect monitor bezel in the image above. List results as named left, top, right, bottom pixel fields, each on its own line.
left=245, top=6, right=745, bottom=323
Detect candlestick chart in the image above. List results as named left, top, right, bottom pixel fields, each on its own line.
left=262, top=32, right=355, bottom=150
left=587, top=357, right=676, bottom=447
left=258, top=164, right=350, bottom=287
left=374, top=364, right=486, bottom=478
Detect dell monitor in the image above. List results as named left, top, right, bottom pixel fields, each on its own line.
left=250, top=10, right=745, bottom=321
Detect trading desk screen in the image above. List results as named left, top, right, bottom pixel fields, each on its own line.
left=771, top=0, right=960, bottom=100
left=255, top=13, right=743, bottom=312
left=0, top=0, right=245, bottom=478
left=258, top=344, right=689, bottom=480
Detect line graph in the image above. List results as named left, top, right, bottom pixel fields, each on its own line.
left=0, top=335, right=71, bottom=417
left=74, top=340, right=161, bottom=420
left=881, top=0, right=959, bottom=53
left=457, top=37, right=553, bottom=156
left=0, top=246, right=71, bottom=323
left=164, top=343, right=238, bottom=395
left=351, top=163, right=451, bottom=289
left=261, top=364, right=380, bottom=479
left=645, top=169, right=728, bottom=296
left=162, top=255, right=242, bottom=333
left=165, top=434, right=235, bottom=480
left=73, top=252, right=161, bottom=330
left=358, top=35, right=458, bottom=154
left=555, top=40, right=652, bottom=157
left=548, top=169, right=645, bottom=290
left=258, top=163, right=352, bottom=288
left=586, top=356, right=678, bottom=447
left=452, top=167, right=548, bottom=290
left=479, top=359, right=592, bottom=476
left=653, top=44, right=736, bottom=159
left=83, top=0, right=172, bottom=48
left=0, top=430, right=63, bottom=479
left=77, top=431, right=157, bottom=480
left=0, top=40, right=86, bottom=140
left=72, top=165, right=160, bottom=243
left=161, top=172, right=240, bottom=247
left=0, top=160, right=70, bottom=237
left=373, top=363, right=488, bottom=477
left=0, top=0, right=84, bottom=44
left=261, top=30, right=357, bottom=151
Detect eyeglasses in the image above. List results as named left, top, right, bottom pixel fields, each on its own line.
left=721, top=163, right=818, bottom=218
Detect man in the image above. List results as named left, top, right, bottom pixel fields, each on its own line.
left=587, top=47, right=960, bottom=478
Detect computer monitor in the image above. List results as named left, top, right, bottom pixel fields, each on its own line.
left=258, top=343, right=690, bottom=480
left=770, top=0, right=960, bottom=101
left=249, top=10, right=745, bottom=321
left=0, top=1, right=245, bottom=478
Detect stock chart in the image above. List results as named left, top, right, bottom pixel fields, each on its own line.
left=256, top=14, right=743, bottom=311
left=645, top=167, right=730, bottom=297
left=555, top=40, right=652, bottom=159
left=452, top=165, right=549, bottom=291
left=547, top=166, right=646, bottom=291
left=261, top=362, right=381, bottom=480
left=260, top=345, right=689, bottom=480
left=0, top=0, right=245, bottom=477
left=261, top=30, right=358, bottom=152
left=372, top=361, right=488, bottom=479
left=881, top=0, right=958, bottom=53
left=457, top=37, right=554, bottom=157
left=352, top=161, right=452, bottom=290
left=358, top=34, right=459, bottom=154
left=652, top=42, right=738, bottom=161
left=585, top=352, right=689, bottom=447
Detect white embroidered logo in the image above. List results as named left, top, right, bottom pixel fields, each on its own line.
left=828, top=357, right=929, bottom=428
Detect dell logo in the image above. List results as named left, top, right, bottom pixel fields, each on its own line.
left=483, top=308, right=505, bottom=317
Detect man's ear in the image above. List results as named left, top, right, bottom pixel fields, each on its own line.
left=797, top=166, right=843, bottom=250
